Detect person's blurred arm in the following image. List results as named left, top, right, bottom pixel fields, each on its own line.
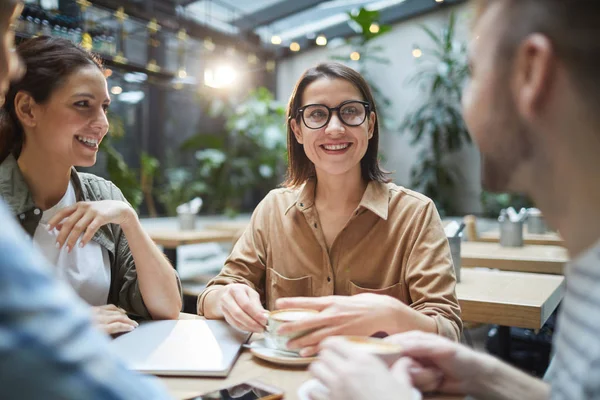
left=310, top=337, right=416, bottom=400
left=0, top=201, right=172, bottom=400
left=387, top=331, right=549, bottom=400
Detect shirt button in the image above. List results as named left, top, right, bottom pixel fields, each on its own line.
left=327, top=276, right=331, bottom=282
left=19, top=214, right=25, bottom=220
left=33, top=208, right=41, bottom=215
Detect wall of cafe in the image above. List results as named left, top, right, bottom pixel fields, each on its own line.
left=275, top=3, right=483, bottom=215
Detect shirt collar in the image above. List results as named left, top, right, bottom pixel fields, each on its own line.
left=0, top=154, right=86, bottom=215
left=284, top=179, right=316, bottom=215
left=284, top=178, right=389, bottom=220
left=359, top=180, right=389, bottom=220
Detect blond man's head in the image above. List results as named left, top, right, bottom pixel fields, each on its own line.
left=463, top=0, right=600, bottom=193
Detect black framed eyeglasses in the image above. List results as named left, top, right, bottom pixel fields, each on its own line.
left=296, top=100, right=371, bottom=130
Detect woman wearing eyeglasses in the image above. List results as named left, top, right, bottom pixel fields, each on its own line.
left=199, top=62, right=461, bottom=356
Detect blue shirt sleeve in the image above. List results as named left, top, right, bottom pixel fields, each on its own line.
left=0, top=201, right=172, bottom=400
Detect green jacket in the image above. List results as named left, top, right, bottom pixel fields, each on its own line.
left=0, top=154, right=181, bottom=319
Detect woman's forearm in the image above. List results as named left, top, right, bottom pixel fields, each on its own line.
left=201, top=286, right=225, bottom=319
left=121, top=214, right=182, bottom=319
left=385, top=298, right=438, bottom=335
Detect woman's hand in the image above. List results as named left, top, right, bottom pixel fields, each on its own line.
left=91, top=304, right=138, bottom=335
left=47, top=200, right=136, bottom=252
left=276, top=293, right=402, bottom=356
left=218, top=284, right=268, bottom=333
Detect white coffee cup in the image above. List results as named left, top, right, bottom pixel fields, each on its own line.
left=264, top=308, right=319, bottom=354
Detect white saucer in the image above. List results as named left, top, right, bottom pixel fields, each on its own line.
left=297, top=378, right=422, bottom=400
left=248, top=339, right=317, bottom=366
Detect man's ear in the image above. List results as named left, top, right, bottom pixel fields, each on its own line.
left=290, top=118, right=304, bottom=144
left=14, top=91, right=38, bottom=129
left=512, top=33, right=554, bottom=119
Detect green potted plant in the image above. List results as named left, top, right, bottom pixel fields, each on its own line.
left=160, top=87, right=287, bottom=216
left=400, top=12, right=471, bottom=216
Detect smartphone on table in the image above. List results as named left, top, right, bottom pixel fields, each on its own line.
left=185, top=380, right=284, bottom=400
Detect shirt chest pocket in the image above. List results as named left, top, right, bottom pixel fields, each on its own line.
left=348, top=280, right=405, bottom=303
left=265, top=268, right=312, bottom=310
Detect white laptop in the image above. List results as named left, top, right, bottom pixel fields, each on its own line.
left=110, top=319, right=250, bottom=377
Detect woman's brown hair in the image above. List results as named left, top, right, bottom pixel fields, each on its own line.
left=0, top=36, right=103, bottom=162
left=283, top=62, right=390, bottom=188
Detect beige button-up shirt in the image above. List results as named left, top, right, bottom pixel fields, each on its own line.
left=198, top=179, right=462, bottom=341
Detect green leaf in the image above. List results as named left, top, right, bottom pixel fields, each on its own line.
left=180, top=134, right=225, bottom=151
left=419, top=24, right=443, bottom=48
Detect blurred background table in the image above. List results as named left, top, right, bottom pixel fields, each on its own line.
left=146, top=229, right=235, bottom=267
left=477, top=229, right=563, bottom=246
left=461, top=242, right=568, bottom=275
left=457, top=269, right=564, bottom=329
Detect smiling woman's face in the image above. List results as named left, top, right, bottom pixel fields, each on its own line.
left=23, top=65, right=111, bottom=168
left=0, top=2, right=24, bottom=107
left=290, top=77, right=376, bottom=180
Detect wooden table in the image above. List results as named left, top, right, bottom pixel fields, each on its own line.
left=478, top=229, right=563, bottom=246
left=461, top=242, right=569, bottom=275
left=457, top=268, right=564, bottom=361
left=148, top=230, right=236, bottom=249
left=147, top=229, right=236, bottom=268
left=162, top=313, right=461, bottom=400
left=457, top=269, right=564, bottom=329
left=204, top=221, right=250, bottom=234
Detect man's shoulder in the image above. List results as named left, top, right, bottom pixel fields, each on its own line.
left=550, top=243, right=600, bottom=398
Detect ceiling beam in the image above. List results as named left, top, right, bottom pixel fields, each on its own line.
left=231, top=0, right=330, bottom=32
left=276, top=0, right=467, bottom=58
left=176, top=0, right=201, bottom=6
left=89, top=0, right=273, bottom=57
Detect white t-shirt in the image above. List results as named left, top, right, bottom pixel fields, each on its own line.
left=33, top=181, right=111, bottom=306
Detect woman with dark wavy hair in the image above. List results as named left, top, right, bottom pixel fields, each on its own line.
left=0, top=36, right=182, bottom=334
left=199, top=62, right=461, bottom=356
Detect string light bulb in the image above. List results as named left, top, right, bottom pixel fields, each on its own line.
left=316, top=35, right=327, bottom=46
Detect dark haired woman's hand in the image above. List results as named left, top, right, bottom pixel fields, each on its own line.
left=92, top=304, right=138, bottom=335
left=47, top=200, right=137, bottom=252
